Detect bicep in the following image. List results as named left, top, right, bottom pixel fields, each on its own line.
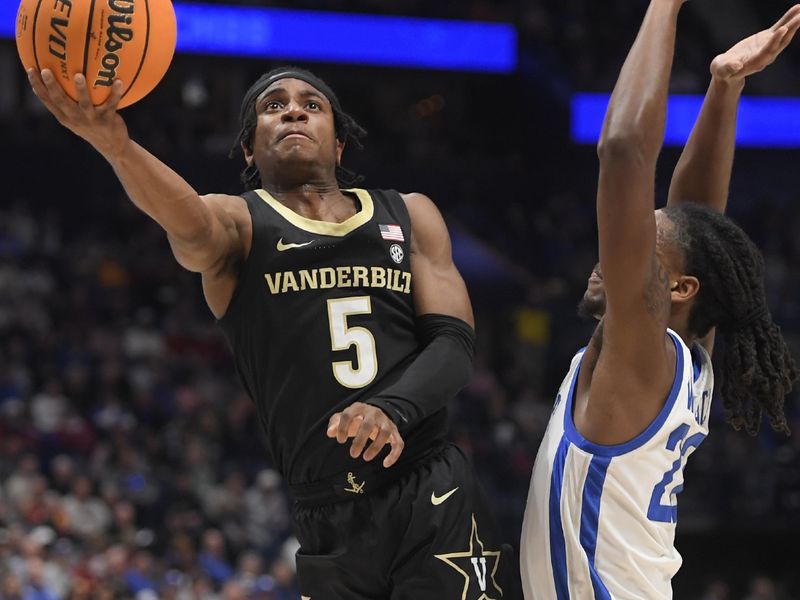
left=404, top=193, right=474, bottom=326
left=169, top=194, right=248, bottom=274
left=596, top=156, right=658, bottom=311
left=596, top=150, right=671, bottom=370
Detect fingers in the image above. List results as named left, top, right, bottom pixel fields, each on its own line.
left=100, top=79, right=125, bottom=113
left=383, top=434, right=405, bottom=469
left=773, top=4, right=800, bottom=31
left=331, top=411, right=360, bottom=443
left=758, top=24, right=796, bottom=64
left=778, top=13, right=800, bottom=51
left=326, top=413, right=341, bottom=438
left=745, top=24, right=796, bottom=73
left=362, top=426, right=393, bottom=462
left=765, top=26, right=789, bottom=55
left=74, top=73, right=93, bottom=113
left=40, top=69, right=73, bottom=105
left=27, top=69, right=66, bottom=120
left=28, top=69, right=124, bottom=118
left=349, top=419, right=377, bottom=459
left=326, top=404, right=405, bottom=468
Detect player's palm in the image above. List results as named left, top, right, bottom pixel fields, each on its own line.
left=28, top=69, right=129, bottom=160
left=712, top=5, right=800, bottom=81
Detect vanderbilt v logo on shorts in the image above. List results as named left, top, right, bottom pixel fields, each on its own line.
left=435, top=514, right=503, bottom=599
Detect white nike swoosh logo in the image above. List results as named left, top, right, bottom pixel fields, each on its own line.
left=431, top=487, right=459, bottom=506
left=276, top=238, right=314, bottom=251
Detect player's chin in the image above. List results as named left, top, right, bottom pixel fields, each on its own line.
left=271, top=151, right=326, bottom=174
left=577, top=289, right=606, bottom=320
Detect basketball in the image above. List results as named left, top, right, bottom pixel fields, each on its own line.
left=15, top=0, right=177, bottom=108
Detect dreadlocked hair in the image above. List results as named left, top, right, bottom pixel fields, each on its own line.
left=663, top=203, right=797, bottom=435
left=229, top=66, right=368, bottom=191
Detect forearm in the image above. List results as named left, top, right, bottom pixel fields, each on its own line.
left=366, top=315, right=475, bottom=432
left=668, top=77, right=744, bottom=211
left=600, top=0, right=684, bottom=160
left=107, top=139, right=213, bottom=243
left=596, top=0, right=684, bottom=294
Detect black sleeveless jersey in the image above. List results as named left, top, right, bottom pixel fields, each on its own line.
left=218, top=188, right=447, bottom=486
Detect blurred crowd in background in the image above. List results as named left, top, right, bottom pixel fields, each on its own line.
left=2, top=0, right=800, bottom=598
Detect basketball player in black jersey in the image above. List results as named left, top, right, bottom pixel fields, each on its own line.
left=28, top=64, right=518, bottom=597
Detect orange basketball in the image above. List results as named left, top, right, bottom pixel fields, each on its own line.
left=15, top=0, right=177, bottom=108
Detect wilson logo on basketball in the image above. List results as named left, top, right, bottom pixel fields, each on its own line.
left=95, top=0, right=136, bottom=87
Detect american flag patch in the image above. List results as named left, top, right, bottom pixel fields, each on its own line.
left=379, top=224, right=405, bottom=242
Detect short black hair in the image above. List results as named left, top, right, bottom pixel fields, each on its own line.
left=663, top=203, right=797, bottom=435
left=230, top=66, right=367, bottom=191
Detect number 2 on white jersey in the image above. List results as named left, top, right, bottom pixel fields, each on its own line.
left=327, top=297, right=378, bottom=389
left=647, top=423, right=706, bottom=523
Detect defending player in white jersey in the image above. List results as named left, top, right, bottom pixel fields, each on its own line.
left=521, top=2, right=800, bottom=598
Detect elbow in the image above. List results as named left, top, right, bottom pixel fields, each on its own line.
left=597, top=129, right=645, bottom=159
left=596, top=132, right=655, bottom=172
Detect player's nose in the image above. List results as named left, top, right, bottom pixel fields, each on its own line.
left=281, top=102, right=308, bottom=122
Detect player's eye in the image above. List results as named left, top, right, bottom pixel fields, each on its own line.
left=307, top=101, right=321, bottom=111
left=260, top=99, right=282, bottom=112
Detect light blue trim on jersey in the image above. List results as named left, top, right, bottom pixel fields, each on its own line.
left=563, top=331, right=686, bottom=457
left=549, top=437, right=571, bottom=600
left=580, top=455, right=613, bottom=599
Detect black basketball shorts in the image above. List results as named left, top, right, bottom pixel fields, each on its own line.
left=293, top=443, right=520, bottom=600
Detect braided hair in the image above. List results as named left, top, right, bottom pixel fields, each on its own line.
left=663, top=203, right=797, bottom=435
left=230, top=66, right=367, bottom=191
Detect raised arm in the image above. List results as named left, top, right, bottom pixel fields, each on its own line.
left=575, top=0, right=689, bottom=446
left=597, top=0, right=684, bottom=341
left=27, top=70, right=248, bottom=316
left=668, top=5, right=800, bottom=212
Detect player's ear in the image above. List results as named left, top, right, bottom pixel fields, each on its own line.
left=670, top=275, right=699, bottom=305
left=336, top=139, right=345, bottom=166
left=241, top=141, right=254, bottom=167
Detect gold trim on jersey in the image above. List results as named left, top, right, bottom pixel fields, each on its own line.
left=254, top=188, right=374, bottom=236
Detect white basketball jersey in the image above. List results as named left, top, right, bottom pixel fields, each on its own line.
left=521, top=329, right=714, bottom=600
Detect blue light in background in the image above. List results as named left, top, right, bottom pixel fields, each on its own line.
left=173, top=4, right=516, bottom=73
left=1, top=2, right=516, bottom=73
left=572, top=93, right=800, bottom=148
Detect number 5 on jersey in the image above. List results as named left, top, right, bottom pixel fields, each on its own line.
left=327, top=297, right=378, bottom=389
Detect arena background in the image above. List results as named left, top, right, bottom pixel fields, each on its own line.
left=1, top=1, right=800, bottom=598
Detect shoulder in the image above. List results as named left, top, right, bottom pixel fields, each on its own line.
left=397, top=192, right=452, bottom=258
left=200, top=193, right=250, bottom=221
left=399, top=192, right=449, bottom=245
left=400, top=191, right=437, bottom=214
left=200, top=193, right=253, bottom=266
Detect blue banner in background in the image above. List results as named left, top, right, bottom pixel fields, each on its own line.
left=572, top=93, right=800, bottom=148
left=1, top=2, right=517, bottom=73
left=173, top=3, right=517, bottom=72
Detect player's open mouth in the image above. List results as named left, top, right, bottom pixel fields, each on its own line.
left=279, top=131, right=314, bottom=142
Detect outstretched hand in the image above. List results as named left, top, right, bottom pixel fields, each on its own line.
left=711, top=4, right=800, bottom=81
left=327, top=402, right=405, bottom=468
left=27, top=69, right=129, bottom=161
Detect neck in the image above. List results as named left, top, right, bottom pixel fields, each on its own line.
left=667, top=315, right=694, bottom=346
left=262, top=180, right=357, bottom=222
